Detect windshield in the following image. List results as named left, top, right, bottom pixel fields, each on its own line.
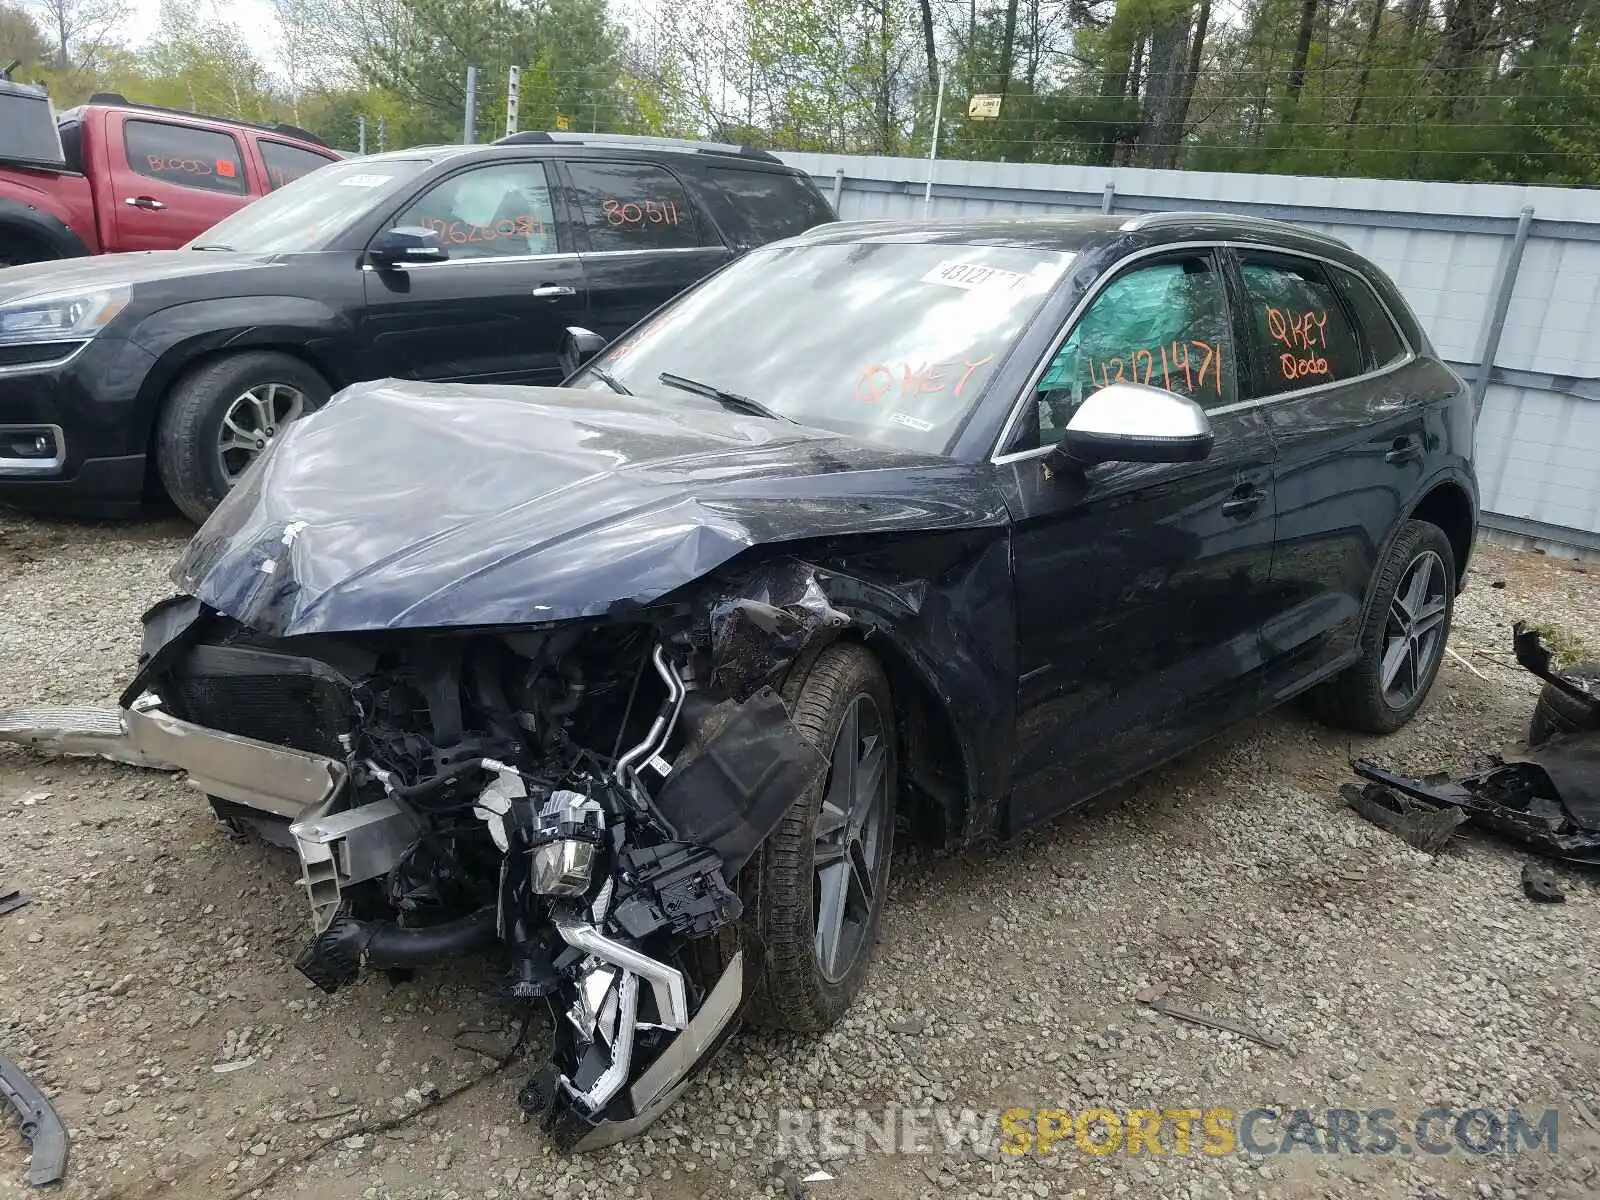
left=569, top=241, right=1070, bottom=454
left=186, top=157, right=432, bottom=253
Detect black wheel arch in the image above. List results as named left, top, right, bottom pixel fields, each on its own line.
left=1362, top=469, right=1478, bottom=622
left=126, top=300, right=355, bottom=455
left=0, top=199, right=91, bottom=260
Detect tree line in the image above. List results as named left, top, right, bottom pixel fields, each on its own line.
left=4, top=0, right=1595, bottom=186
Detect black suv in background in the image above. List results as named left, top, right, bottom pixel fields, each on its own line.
left=0, top=133, right=835, bottom=521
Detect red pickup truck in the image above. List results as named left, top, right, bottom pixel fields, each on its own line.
left=0, top=80, right=341, bottom=266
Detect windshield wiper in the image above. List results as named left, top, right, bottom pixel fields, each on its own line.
left=657, top=372, right=796, bottom=423
left=189, top=244, right=234, bottom=251
left=587, top=366, right=632, bottom=395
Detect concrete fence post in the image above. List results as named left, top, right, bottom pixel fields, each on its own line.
left=831, top=168, right=845, bottom=214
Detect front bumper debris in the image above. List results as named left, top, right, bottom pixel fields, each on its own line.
left=0, top=701, right=345, bottom=820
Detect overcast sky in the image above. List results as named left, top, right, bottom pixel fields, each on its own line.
left=128, top=0, right=284, bottom=71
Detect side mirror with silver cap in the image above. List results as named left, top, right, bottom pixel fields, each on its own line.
left=1055, top=380, right=1215, bottom=466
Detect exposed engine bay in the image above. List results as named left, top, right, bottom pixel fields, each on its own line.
left=118, top=564, right=845, bottom=1151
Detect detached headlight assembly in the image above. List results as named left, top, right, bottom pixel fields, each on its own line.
left=0, top=286, right=130, bottom=346
left=529, top=790, right=606, bottom=896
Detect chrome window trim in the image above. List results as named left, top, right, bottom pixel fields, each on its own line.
left=0, top=341, right=91, bottom=378
left=363, top=251, right=580, bottom=271
left=0, top=423, right=66, bottom=472
left=989, top=238, right=1418, bottom=465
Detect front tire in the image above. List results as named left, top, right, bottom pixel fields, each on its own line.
left=1309, top=519, right=1456, bottom=734
left=156, top=351, right=331, bottom=523
left=742, top=643, right=896, bottom=1032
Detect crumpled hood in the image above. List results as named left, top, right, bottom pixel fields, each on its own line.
left=174, top=380, right=1007, bottom=636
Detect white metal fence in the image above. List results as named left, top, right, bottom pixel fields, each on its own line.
left=780, top=152, right=1600, bottom=557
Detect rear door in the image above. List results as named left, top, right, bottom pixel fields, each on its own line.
left=558, top=158, right=732, bottom=344
left=109, top=116, right=251, bottom=250
left=1229, top=248, right=1423, bottom=698
left=360, top=158, right=587, bottom=384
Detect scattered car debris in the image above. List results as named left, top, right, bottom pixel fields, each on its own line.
left=0, top=1053, right=68, bottom=1187
left=1513, top=622, right=1600, bottom=746
left=1341, top=781, right=1468, bottom=852
left=1343, top=622, right=1600, bottom=866
left=210, top=1057, right=257, bottom=1074
left=1352, top=744, right=1600, bottom=866
left=802, top=1169, right=835, bottom=1183
left=1520, top=861, right=1565, bottom=903
left=0, top=890, right=28, bottom=918
left=1140, top=995, right=1286, bottom=1050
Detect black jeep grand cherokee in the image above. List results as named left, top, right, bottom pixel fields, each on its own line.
left=0, top=132, right=834, bottom=521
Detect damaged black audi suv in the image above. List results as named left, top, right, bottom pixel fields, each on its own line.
left=105, top=213, right=1477, bottom=1149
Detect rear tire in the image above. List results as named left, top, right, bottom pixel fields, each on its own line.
left=156, top=351, right=330, bottom=523
left=1527, top=662, right=1600, bottom=746
left=740, top=642, right=896, bottom=1032
left=1308, top=519, right=1456, bottom=734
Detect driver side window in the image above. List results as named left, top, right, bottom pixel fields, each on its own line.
left=1022, top=254, right=1235, bottom=451
left=390, top=162, right=559, bottom=260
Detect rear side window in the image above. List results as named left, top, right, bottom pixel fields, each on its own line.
left=1237, top=255, right=1364, bottom=396
left=708, top=167, right=834, bottom=245
left=125, top=119, right=247, bottom=194
left=565, top=161, right=719, bottom=252
left=1330, top=269, right=1409, bottom=370
left=261, top=140, right=334, bottom=190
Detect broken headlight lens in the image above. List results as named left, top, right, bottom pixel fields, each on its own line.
left=529, top=790, right=606, bottom=896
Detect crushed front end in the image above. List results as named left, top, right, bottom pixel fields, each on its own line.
left=121, top=590, right=828, bottom=1151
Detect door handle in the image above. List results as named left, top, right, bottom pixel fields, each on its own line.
left=1385, top=434, right=1423, bottom=465
left=1221, top=484, right=1265, bottom=518
left=124, top=196, right=167, bottom=211
left=531, top=285, right=576, bottom=299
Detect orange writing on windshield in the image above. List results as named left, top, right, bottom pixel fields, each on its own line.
left=1086, top=339, right=1224, bottom=397
left=1265, top=306, right=1331, bottom=381
left=856, top=353, right=995, bottom=404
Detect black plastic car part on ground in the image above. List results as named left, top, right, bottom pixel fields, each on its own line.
left=0, top=1053, right=68, bottom=1187
left=88, top=214, right=1478, bottom=1150
left=0, top=133, right=835, bottom=521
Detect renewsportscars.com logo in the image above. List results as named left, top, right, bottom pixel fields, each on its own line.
left=773, top=1106, right=1562, bottom=1159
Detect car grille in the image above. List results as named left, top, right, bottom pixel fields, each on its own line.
left=167, top=644, right=358, bottom=760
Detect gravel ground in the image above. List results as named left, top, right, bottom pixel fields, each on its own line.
left=0, top=511, right=1597, bottom=1200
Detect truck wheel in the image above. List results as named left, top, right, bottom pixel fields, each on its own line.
left=0, top=232, right=57, bottom=267
left=156, top=352, right=330, bottom=523
left=739, top=642, right=896, bottom=1033
left=1308, top=520, right=1456, bottom=734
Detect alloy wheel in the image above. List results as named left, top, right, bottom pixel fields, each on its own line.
left=216, top=383, right=307, bottom=484
left=1380, top=549, right=1449, bottom=709
left=812, top=694, right=891, bottom=983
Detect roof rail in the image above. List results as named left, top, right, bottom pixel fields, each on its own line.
left=86, top=92, right=332, bottom=149
left=490, top=129, right=782, bottom=164
left=1119, top=209, right=1349, bottom=248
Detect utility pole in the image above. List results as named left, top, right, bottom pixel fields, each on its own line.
left=377, top=117, right=387, bottom=152
left=506, top=65, right=520, bottom=137
left=358, top=114, right=367, bottom=155
left=463, top=65, right=479, bottom=144
left=922, top=71, right=946, bottom=217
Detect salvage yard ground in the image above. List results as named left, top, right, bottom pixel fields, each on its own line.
left=1, top=513, right=1596, bottom=1200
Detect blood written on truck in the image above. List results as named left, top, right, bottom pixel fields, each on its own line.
left=0, top=76, right=340, bottom=266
